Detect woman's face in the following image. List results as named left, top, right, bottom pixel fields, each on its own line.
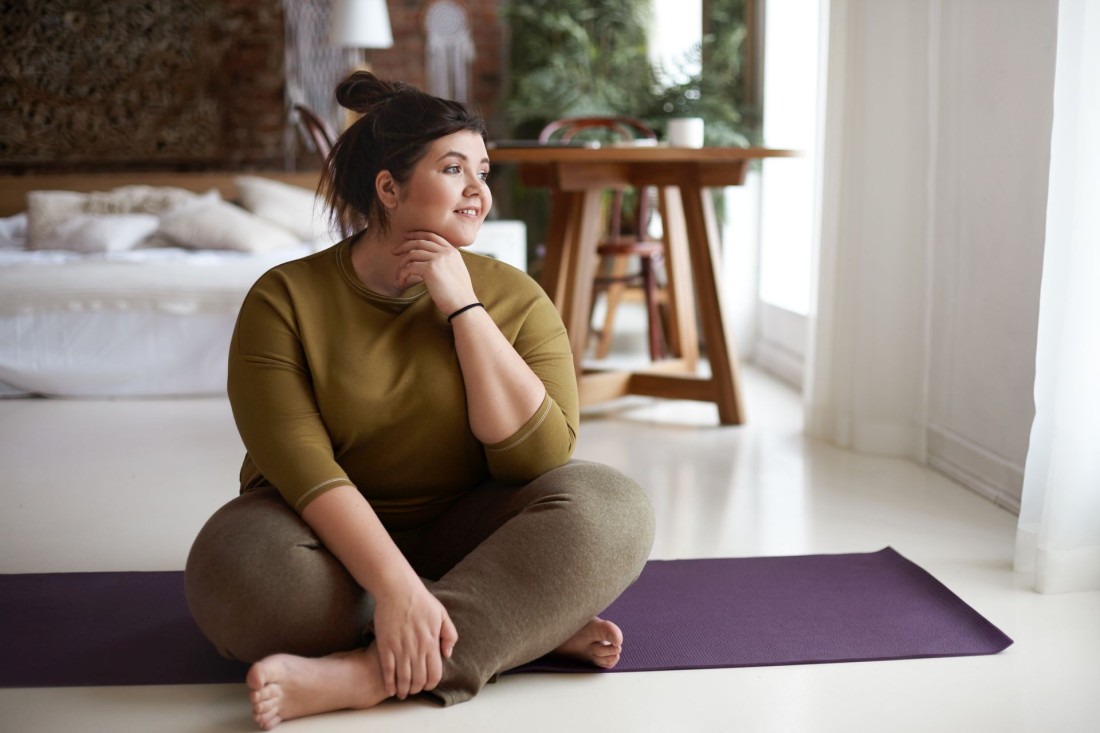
left=391, top=130, right=492, bottom=247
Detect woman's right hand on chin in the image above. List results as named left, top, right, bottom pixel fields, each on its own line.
left=372, top=576, right=459, bottom=699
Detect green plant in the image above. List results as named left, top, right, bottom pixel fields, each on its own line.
left=498, top=0, right=760, bottom=266
left=503, top=0, right=758, bottom=144
left=503, top=0, right=657, bottom=138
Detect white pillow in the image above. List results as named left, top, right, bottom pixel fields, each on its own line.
left=156, top=194, right=301, bottom=253
left=235, top=175, right=338, bottom=244
left=83, top=185, right=202, bottom=215
left=0, top=213, right=28, bottom=250
left=34, top=213, right=161, bottom=253
left=26, top=186, right=203, bottom=249
left=26, top=190, right=86, bottom=245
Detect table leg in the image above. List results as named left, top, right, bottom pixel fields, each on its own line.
left=657, top=186, right=700, bottom=369
left=564, top=190, right=605, bottom=373
left=539, top=191, right=576, bottom=311
left=679, top=184, right=746, bottom=425
left=539, top=189, right=604, bottom=375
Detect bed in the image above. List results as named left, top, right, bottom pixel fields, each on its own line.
left=0, top=172, right=526, bottom=398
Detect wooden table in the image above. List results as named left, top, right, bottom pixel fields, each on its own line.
left=489, top=145, right=797, bottom=425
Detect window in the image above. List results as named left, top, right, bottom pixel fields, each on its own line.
left=649, top=1, right=703, bottom=86
left=755, top=0, right=823, bottom=386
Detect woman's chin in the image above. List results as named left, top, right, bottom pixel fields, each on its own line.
left=448, top=228, right=481, bottom=248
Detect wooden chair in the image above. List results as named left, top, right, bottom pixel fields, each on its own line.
left=538, top=117, right=668, bottom=361
left=292, top=104, right=336, bottom=158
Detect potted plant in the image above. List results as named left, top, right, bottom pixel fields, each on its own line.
left=642, top=41, right=755, bottom=148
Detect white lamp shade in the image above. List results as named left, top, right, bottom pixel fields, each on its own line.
left=331, top=0, right=394, bottom=49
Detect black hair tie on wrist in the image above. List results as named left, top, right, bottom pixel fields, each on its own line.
left=447, top=302, right=485, bottom=323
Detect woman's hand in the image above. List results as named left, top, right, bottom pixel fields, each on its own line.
left=393, top=231, right=477, bottom=316
left=298, top=487, right=459, bottom=699
left=372, top=575, right=459, bottom=699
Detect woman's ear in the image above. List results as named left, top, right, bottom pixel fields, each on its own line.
left=376, top=171, right=400, bottom=210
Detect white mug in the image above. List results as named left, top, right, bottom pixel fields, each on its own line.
left=667, top=117, right=705, bottom=148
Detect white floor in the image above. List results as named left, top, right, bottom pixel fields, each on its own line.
left=2, top=363, right=1099, bottom=732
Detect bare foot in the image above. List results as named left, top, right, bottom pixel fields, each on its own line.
left=246, top=646, right=389, bottom=730
left=553, top=617, right=624, bottom=669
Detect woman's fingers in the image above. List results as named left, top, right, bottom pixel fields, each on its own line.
left=379, top=631, right=446, bottom=698
left=379, top=647, right=398, bottom=697
left=395, top=251, right=433, bottom=288
left=396, top=654, right=412, bottom=699
left=410, top=647, right=430, bottom=696
left=392, top=240, right=476, bottom=314
left=393, top=231, right=449, bottom=256
left=424, top=613, right=455, bottom=690
left=425, top=647, right=443, bottom=691
left=420, top=611, right=455, bottom=691
left=403, top=229, right=449, bottom=247
left=441, top=614, right=459, bottom=659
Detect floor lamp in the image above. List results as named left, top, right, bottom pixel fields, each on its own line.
left=331, top=0, right=394, bottom=127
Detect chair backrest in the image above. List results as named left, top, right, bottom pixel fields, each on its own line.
left=538, top=116, right=657, bottom=144
left=538, top=117, right=658, bottom=239
left=293, top=104, right=336, bottom=158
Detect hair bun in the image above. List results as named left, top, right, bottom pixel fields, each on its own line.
left=335, top=71, right=402, bottom=114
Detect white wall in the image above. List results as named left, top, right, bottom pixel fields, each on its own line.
left=810, top=0, right=1058, bottom=511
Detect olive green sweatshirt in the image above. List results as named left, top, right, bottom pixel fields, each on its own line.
left=227, top=237, right=579, bottom=530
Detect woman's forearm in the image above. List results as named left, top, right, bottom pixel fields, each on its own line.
left=300, top=484, right=419, bottom=598
left=301, top=483, right=458, bottom=698
left=450, top=305, right=546, bottom=444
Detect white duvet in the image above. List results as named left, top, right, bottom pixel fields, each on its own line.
left=0, top=242, right=320, bottom=397
left=0, top=210, right=526, bottom=398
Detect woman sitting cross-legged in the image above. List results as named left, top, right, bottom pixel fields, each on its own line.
left=184, top=71, right=655, bottom=730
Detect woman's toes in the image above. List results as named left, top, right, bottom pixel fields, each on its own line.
left=253, top=694, right=279, bottom=716
left=256, top=711, right=282, bottom=731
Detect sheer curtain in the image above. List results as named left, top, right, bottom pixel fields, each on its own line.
left=803, top=0, right=931, bottom=460
left=1014, top=0, right=1100, bottom=594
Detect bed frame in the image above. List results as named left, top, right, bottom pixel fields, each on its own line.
left=0, top=171, right=322, bottom=217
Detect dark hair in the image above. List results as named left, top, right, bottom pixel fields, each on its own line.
left=320, top=71, right=488, bottom=236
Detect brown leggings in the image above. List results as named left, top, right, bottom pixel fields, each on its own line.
left=184, top=460, right=655, bottom=706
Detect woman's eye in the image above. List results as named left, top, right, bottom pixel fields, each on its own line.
left=478, top=170, right=489, bottom=182
left=444, top=165, right=461, bottom=174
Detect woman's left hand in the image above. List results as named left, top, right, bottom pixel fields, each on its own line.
left=393, top=231, right=477, bottom=316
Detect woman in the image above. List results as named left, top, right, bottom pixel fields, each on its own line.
left=184, top=72, right=655, bottom=730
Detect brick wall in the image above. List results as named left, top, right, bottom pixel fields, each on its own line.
left=0, top=0, right=506, bottom=173
left=369, top=0, right=505, bottom=135
left=0, top=0, right=287, bottom=172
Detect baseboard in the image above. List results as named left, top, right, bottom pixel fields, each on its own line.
left=926, top=425, right=1023, bottom=514
left=754, top=337, right=803, bottom=389
left=754, top=303, right=806, bottom=390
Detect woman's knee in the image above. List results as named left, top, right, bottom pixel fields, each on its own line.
left=184, top=488, right=369, bottom=661
left=538, top=460, right=656, bottom=565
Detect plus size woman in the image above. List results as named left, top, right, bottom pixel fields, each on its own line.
left=184, top=71, right=655, bottom=730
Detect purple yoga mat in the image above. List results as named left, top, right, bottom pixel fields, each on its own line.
left=513, top=547, right=1012, bottom=674
left=0, top=548, right=1010, bottom=688
left=0, top=571, right=249, bottom=687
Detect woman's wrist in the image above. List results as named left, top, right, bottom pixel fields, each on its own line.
left=370, top=561, right=424, bottom=602
left=447, top=302, right=485, bottom=323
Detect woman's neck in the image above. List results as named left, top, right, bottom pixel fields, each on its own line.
left=349, top=229, right=405, bottom=296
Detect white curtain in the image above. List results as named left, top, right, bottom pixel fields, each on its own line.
left=1014, top=0, right=1100, bottom=594
left=803, top=0, right=931, bottom=460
